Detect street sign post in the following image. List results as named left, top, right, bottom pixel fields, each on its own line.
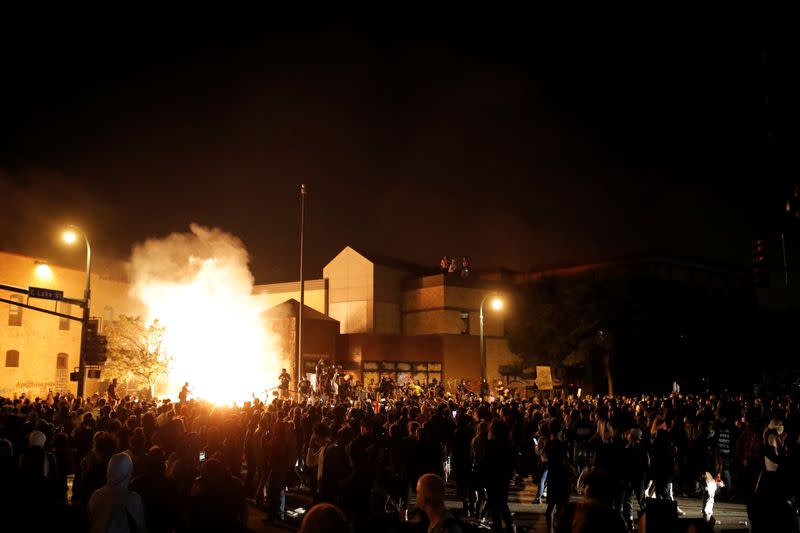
left=28, top=287, right=64, bottom=301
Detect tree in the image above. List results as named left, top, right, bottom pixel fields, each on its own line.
left=507, top=276, right=632, bottom=396
left=104, top=315, right=171, bottom=397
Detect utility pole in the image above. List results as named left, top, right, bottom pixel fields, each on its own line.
left=63, top=226, right=92, bottom=398
left=297, top=184, right=307, bottom=398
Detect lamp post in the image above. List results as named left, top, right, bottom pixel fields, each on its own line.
left=479, top=293, right=503, bottom=391
left=297, top=184, right=307, bottom=399
left=63, top=225, right=91, bottom=398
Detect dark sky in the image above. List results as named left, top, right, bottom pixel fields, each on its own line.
left=1, top=15, right=798, bottom=282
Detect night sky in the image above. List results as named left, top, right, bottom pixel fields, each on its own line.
left=2, top=15, right=797, bottom=282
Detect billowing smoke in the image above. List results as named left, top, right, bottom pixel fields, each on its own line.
left=128, top=223, right=283, bottom=404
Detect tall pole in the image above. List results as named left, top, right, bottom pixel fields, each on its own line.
left=781, top=232, right=789, bottom=287
left=74, top=227, right=92, bottom=398
left=479, top=294, right=487, bottom=389
left=297, top=184, right=307, bottom=398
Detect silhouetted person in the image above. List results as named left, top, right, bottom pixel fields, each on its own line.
left=189, top=458, right=247, bottom=531
left=88, top=452, right=146, bottom=533
left=300, top=502, right=350, bottom=533
left=178, top=382, right=191, bottom=402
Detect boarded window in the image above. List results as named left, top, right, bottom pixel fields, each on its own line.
left=364, top=361, right=441, bottom=385
left=56, top=352, right=69, bottom=370
left=8, top=295, right=22, bottom=326
left=5, top=350, right=19, bottom=367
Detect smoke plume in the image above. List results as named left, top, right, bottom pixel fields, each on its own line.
left=127, top=223, right=282, bottom=404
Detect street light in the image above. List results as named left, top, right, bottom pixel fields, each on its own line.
left=63, top=225, right=92, bottom=398
left=34, top=261, right=53, bottom=282
left=480, top=293, right=504, bottom=392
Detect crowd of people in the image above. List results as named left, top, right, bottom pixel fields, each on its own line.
left=1, top=374, right=800, bottom=532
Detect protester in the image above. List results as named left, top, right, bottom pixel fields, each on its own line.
left=3, top=382, right=800, bottom=532
left=87, top=452, right=146, bottom=533
left=300, top=502, right=349, bottom=533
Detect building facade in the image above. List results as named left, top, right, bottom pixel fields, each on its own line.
left=2, top=245, right=522, bottom=397
left=265, top=246, right=520, bottom=389
left=0, top=251, right=142, bottom=397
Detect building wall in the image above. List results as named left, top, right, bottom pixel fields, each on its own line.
left=485, top=337, right=518, bottom=385
left=334, top=332, right=518, bottom=392
left=264, top=315, right=339, bottom=383
left=402, top=282, right=445, bottom=312
left=374, top=301, right=401, bottom=334
left=254, top=279, right=327, bottom=315
left=441, top=335, right=518, bottom=389
left=404, top=309, right=453, bottom=335
left=401, top=276, right=506, bottom=337
left=444, top=285, right=506, bottom=336
left=0, top=251, right=142, bottom=397
left=442, top=334, right=481, bottom=387
left=373, top=265, right=407, bottom=334
left=323, top=247, right=374, bottom=333
left=336, top=333, right=444, bottom=385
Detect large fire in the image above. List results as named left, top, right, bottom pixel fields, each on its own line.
left=128, top=224, right=283, bottom=404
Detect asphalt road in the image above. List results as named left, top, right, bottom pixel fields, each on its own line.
left=247, top=478, right=750, bottom=532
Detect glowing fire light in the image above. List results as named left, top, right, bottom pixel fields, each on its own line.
left=129, top=225, right=284, bottom=405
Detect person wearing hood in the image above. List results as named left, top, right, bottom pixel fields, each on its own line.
left=88, top=452, right=146, bottom=533
left=21, top=430, right=58, bottom=481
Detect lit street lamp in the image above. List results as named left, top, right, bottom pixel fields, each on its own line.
left=63, top=225, right=92, bottom=398
left=479, top=293, right=504, bottom=391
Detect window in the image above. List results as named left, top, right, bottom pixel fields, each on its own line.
left=56, top=353, right=68, bottom=370
left=5, top=350, right=19, bottom=367
left=58, top=302, right=71, bottom=331
left=8, top=295, right=22, bottom=326
left=460, top=312, right=470, bottom=334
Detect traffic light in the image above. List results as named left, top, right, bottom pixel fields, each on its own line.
left=752, top=239, right=770, bottom=288
left=82, top=318, right=108, bottom=365
left=752, top=239, right=766, bottom=265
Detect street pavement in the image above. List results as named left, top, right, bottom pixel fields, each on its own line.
left=247, top=478, right=750, bottom=532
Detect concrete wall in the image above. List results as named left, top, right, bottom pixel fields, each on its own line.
left=323, top=247, right=373, bottom=333
left=0, top=251, right=142, bottom=397
left=254, top=279, right=327, bottom=315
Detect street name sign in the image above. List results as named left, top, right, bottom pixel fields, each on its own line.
left=28, top=287, right=64, bottom=301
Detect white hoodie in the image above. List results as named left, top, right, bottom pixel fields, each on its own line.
left=88, top=452, right=146, bottom=533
